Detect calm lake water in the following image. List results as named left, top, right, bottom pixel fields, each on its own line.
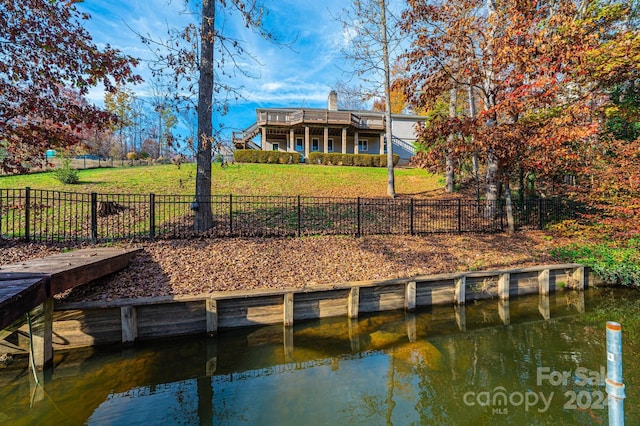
left=1, top=288, right=638, bottom=425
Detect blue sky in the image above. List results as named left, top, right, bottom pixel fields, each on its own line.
left=77, top=0, right=382, bottom=140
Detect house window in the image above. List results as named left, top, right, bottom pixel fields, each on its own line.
left=295, top=138, right=303, bottom=151
left=358, top=139, right=368, bottom=152
left=272, top=143, right=279, bottom=151
left=312, top=138, right=319, bottom=151
left=328, top=138, right=334, bottom=152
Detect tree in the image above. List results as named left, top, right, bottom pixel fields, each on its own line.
left=0, top=0, right=140, bottom=173
left=339, top=0, right=402, bottom=198
left=141, top=1, right=273, bottom=231
left=104, top=85, right=134, bottom=157
left=402, top=0, right=603, bottom=227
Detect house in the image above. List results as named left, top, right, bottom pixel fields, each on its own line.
left=232, top=91, right=424, bottom=165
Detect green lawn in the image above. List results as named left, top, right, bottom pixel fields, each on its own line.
left=0, top=163, right=444, bottom=198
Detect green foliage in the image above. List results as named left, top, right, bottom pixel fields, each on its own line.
left=53, top=158, right=79, bottom=184
left=234, top=150, right=302, bottom=164
left=552, top=239, right=640, bottom=287
left=307, top=152, right=399, bottom=167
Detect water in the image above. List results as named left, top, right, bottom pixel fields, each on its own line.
left=1, top=288, right=638, bottom=425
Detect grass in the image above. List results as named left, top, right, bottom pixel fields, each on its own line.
left=0, top=162, right=444, bottom=198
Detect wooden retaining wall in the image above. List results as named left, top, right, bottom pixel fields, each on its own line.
left=38, top=263, right=604, bottom=351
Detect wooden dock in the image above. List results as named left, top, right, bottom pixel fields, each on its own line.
left=0, top=248, right=141, bottom=368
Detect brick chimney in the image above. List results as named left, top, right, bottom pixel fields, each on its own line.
left=328, top=90, right=338, bottom=111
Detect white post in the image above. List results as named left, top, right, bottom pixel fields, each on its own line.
left=606, top=321, right=625, bottom=426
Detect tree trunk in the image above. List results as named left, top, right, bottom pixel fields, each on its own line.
left=379, top=0, right=395, bottom=198
left=194, top=0, right=215, bottom=231
left=446, top=85, right=457, bottom=193
left=505, top=179, right=515, bottom=235
left=485, top=148, right=499, bottom=218
left=484, top=0, right=499, bottom=219
left=467, top=84, right=480, bottom=203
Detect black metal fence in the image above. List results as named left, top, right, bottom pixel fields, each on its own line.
left=0, top=188, right=577, bottom=243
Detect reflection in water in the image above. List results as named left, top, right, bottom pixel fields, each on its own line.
left=0, top=288, right=638, bottom=425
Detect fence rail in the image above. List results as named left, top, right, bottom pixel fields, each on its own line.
left=0, top=188, right=577, bottom=243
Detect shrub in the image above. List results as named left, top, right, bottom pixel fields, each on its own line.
left=552, top=239, right=640, bottom=287
left=126, top=152, right=137, bottom=160
left=234, top=149, right=302, bottom=164
left=307, top=152, right=399, bottom=167
left=53, top=158, right=79, bottom=184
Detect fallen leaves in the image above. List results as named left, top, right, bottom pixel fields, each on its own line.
left=1, top=232, right=566, bottom=302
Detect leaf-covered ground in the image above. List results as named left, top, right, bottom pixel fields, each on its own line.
left=0, top=232, right=570, bottom=302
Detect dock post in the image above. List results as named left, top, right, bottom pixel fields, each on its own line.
left=606, top=322, right=625, bottom=426
left=573, top=266, right=585, bottom=290
left=283, top=293, right=294, bottom=327
left=206, top=298, right=218, bottom=336
left=454, top=276, right=466, bottom=305
left=348, top=287, right=359, bottom=319
left=538, top=269, right=550, bottom=295
left=405, top=281, right=416, bottom=312
left=121, top=306, right=137, bottom=344
left=28, top=298, right=54, bottom=370
left=498, top=273, right=510, bottom=300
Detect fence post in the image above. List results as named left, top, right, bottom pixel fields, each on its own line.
left=538, top=198, right=543, bottom=230
left=297, top=195, right=301, bottom=237
left=24, top=187, right=31, bottom=242
left=356, top=197, right=361, bottom=237
left=149, top=193, right=156, bottom=241
left=410, top=198, right=414, bottom=235
left=457, top=199, right=462, bottom=234
left=229, top=194, right=233, bottom=236
left=91, top=192, right=98, bottom=244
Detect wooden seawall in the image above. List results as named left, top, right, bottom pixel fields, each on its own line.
left=46, top=263, right=603, bottom=350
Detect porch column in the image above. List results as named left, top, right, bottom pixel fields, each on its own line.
left=261, top=127, right=267, bottom=149
left=323, top=127, right=329, bottom=154
left=341, top=128, right=347, bottom=154
left=289, top=128, right=295, bottom=152
left=354, top=131, right=359, bottom=155
left=379, top=133, right=385, bottom=155
left=304, top=126, right=310, bottom=159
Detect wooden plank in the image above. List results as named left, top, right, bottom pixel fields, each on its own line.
left=52, top=308, right=122, bottom=349
left=0, top=275, right=48, bottom=330
left=359, top=285, right=405, bottom=313
left=416, top=281, right=454, bottom=307
left=0, top=248, right=142, bottom=294
left=136, top=302, right=205, bottom=339
left=294, top=290, right=349, bottom=321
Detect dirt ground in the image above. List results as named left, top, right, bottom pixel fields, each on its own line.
left=0, top=231, right=571, bottom=302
